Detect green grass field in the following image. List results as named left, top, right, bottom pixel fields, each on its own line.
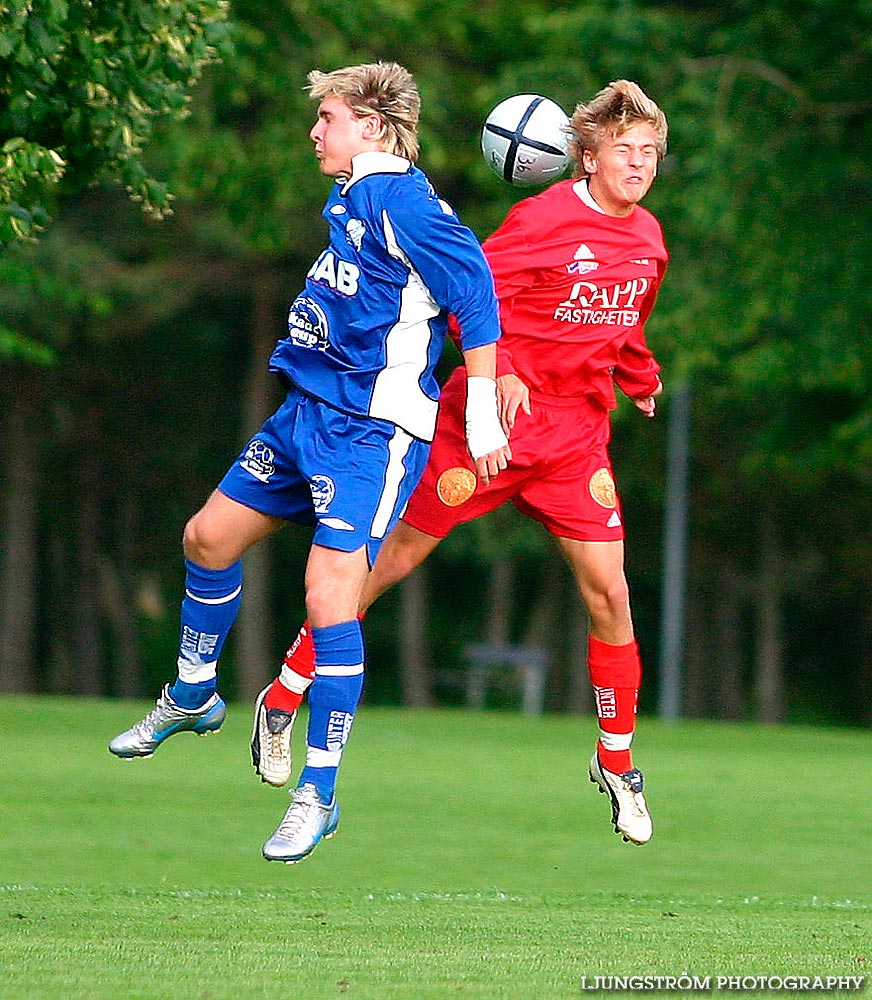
left=1, top=696, right=869, bottom=1000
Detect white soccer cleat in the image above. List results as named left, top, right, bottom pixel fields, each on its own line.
left=262, top=783, right=339, bottom=864
left=589, top=753, right=653, bottom=845
left=250, top=685, right=295, bottom=787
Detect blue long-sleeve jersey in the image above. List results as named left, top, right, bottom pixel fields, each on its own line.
left=269, top=152, right=500, bottom=442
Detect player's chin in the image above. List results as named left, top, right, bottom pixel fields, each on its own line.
left=625, top=180, right=653, bottom=201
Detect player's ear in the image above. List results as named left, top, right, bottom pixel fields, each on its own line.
left=582, top=149, right=597, bottom=174
left=361, top=113, right=386, bottom=142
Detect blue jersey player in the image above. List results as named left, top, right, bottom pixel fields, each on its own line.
left=109, top=62, right=511, bottom=865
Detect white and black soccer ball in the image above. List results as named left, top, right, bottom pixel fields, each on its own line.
left=481, top=94, right=570, bottom=187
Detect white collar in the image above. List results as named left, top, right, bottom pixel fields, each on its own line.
left=573, top=178, right=606, bottom=215
left=341, top=151, right=411, bottom=193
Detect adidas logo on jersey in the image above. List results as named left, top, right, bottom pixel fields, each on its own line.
left=567, top=243, right=599, bottom=274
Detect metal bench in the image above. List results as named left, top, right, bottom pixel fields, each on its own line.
left=460, top=643, right=549, bottom=715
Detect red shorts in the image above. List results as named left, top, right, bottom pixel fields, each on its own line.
left=404, top=367, right=625, bottom=541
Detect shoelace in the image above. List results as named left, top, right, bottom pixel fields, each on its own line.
left=266, top=729, right=290, bottom=760
left=624, top=790, right=647, bottom=818
left=276, top=787, right=323, bottom=837
left=130, top=692, right=174, bottom=735
left=617, top=776, right=647, bottom=817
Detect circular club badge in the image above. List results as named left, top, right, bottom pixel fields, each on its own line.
left=436, top=467, right=477, bottom=507
left=588, top=468, right=617, bottom=509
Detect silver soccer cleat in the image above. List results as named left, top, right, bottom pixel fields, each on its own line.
left=589, top=753, right=653, bottom=845
left=250, top=684, right=296, bottom=787
left=108, top=684, right=226, bottom=758
left=262, top=783, right=340, bottom=864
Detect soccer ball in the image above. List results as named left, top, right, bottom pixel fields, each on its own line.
left=481, top=94, right=570, bottom=187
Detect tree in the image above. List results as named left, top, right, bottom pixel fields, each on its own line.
left=0, top=0, right=232, bottom=688
left=0, top=0, right=231, bottom=248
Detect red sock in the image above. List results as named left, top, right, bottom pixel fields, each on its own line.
left=264, top=620, right=317, bottom=713
left=264, top=612, right=367, bottom=713
left=588, top=635, right=641, bottom=774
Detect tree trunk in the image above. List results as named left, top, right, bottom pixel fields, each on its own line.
left=566, top=598, right=593, bottom=714
left=682, top=540, right=714, bottom=718
left=0, top=379, right=39, bottom=692
left=235, top=284, right=281, bottom=700
left=715, top=564, right=746, bottom=720
left=521, top=545, right=562, bottom=709
left=107, top=488, right=143, bottom=697
left=657, top=382, right=692, bottom=720
left=855, top=585, right=872, bottom=725
left=485, top=554, right=513, bottom=645
left=72, top=403, right=104, bottom=695
left=47, top=522, right=76, bottom=693
left=98, top=553, right=142, bottom=697
left=398, top=567, right=433, bottom=707
left=753, top=511, right=785, bottom=723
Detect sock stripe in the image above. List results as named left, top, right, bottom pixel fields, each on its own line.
left=176, top=660, right=218, bottom=683
left=279, top=663, right=315, bottom=694
left=598, top=729, right=634, bottom=752
left=184, top=584, right=243, bottom=605
left=315, top=663, right=364, bottom=678
left=305, top=747, right=343, bottom=768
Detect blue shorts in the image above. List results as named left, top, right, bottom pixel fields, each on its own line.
left=218, top=388, right=429, bottom=563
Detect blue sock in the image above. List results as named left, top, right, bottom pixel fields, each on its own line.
left=169, top=559, right=242, bottom=708
left=169, top=678, right=217, bottom=710
left=298, top=620, right=365, bottom=803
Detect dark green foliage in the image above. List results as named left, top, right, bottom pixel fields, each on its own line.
left=0, top=0, right=232, bottom=244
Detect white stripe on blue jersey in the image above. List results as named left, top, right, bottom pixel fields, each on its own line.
left=369, top=210, right=438, bottom=435
left=269, top=152, right=500, bottom=442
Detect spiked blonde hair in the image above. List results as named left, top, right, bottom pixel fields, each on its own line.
left=567, top=80, right=667, bottom=179
left=307, top=61, right=421, bottom=162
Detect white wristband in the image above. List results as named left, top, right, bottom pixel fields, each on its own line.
left=464, top=376, right=508, bottom=461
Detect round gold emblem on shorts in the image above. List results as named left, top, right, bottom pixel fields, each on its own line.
left=589, top=468, right=617, bottom=509
left=436, top=467, right=477, bottom=507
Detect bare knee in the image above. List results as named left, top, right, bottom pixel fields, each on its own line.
left=585, top=577, right=633, bottom=636
left=183, top=510, right=232, bottom=568
left=306, top=582, right=348, bottom=626
left=305, top=546, right=369, bottom=627
left=306, top=581, right=367, bottom=628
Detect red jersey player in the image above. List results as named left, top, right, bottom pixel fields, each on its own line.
left=253, top=79, right=668, bottom=846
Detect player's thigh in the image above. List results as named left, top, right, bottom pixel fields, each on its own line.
left=218, top=390, right=321, bottom=526
left=363, top=519, right=443, bottom=610
left=305, top=543, right=371, bottom=627
left=184, top=489, right=282, bottom=566
left=297, top=402, right=430, bottom=562
left=513, top=430, right=625, bottom=542
left=556, top=536, right=627, bottom=596
left=555, top=536, right=633, bottom=640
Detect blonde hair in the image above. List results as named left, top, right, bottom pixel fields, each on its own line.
left=568, top=80, right=667, bottom=179
left=307, top=61, right=421, bottom=162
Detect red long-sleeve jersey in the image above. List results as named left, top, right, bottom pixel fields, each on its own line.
left=483, top=179, right=668, bottom=409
